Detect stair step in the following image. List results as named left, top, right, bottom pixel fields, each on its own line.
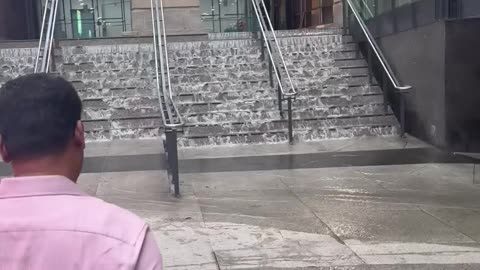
left=183, top=103, right=391, bottom=125
left=295, top=76, right=375, bottom=88
left=77, top=87, right=155, bottom=99
left=178, top=94, right=385, bottom=114
left=168, top=43, right=356, bottom=60
left=85, top=127, right=161, bottom=142
left=84, top=117, right=164, bottom=133
left=82, top=106, right=161, bottom=121
left=72, top=77, right=156, bottom=90
left=179, top=124, right=397, bottom=147
left=178, top=131, right=289, bottom=147
left=177, top=84, right=382, bottom=103
left=83, top=96, right=158, bottom=109
left=183, top=114, right=397, bottom=137
left=170, top=70, right=268, bottom=84
left=62, top=68, right=154, bottom=80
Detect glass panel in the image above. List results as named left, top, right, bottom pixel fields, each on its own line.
left=97, top=0, right=129, bottom=37
left=71, top=8, right=95, bottom=38
left=38, top=0, right=132, bottom=39
left=200, top=0, right=253, bottom=33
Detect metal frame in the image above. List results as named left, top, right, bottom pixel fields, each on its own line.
left=35, top=0, right=59, bottom=73
left=344, top=0, right=412, bottom=137
left=150, top=0, right=184, bottom=197
left=251, top=0, right=297, bottom=144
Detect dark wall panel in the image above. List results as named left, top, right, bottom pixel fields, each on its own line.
left=377, top=22, right=447, bottom=146
left=0, top=0, right=39, bottom=40
left=445, top=18, right=480, bottom=151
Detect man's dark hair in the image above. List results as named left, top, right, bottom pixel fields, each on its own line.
left=0, top=73, right=82, bottom=160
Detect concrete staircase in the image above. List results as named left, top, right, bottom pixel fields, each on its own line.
left=171, top=29, right=398, bottom=146
left=0, top=28, right=399, bottom=146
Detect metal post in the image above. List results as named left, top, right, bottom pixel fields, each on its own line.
left=278, top=84, right=283, bottom=119
left=268, top=58, right=274, bottom=87
left=382, top=73, right=388, bottom=114
left=287, top=97, right=294, bottom=144
left=399, top=93, right=406, bottom=138
left=166, top=130, right=180, bottom=197
left=277, top=68, right=283, bottom=118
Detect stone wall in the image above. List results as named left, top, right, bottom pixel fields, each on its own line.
left=131, top=0, right=206, bottom=36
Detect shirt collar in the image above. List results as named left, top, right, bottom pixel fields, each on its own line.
left=0, top=175, right=86, bottom=199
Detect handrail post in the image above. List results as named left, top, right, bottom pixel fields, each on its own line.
left=166, top=130, right=180, bottom=197
left=287, top=97, right=294, bottom=144
left=269, top=58, right=274, bottom=88
left=399, top=93, right=406, bottom=138
left=277, top=69, right=284, bottom=119
left=278, top=85, right=284, bottom=119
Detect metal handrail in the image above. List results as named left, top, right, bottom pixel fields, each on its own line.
left=251, top=0, right=296, bottom=144
left=35, top=0, right=59, bottom=73
left=150, top=0, right=184, bottom=129
left=346, top=0, right=411, bottom=92
left=251, top=0, right=296, bottom=97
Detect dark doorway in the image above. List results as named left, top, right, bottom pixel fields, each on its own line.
left=0, top=0, right=39, bottom=40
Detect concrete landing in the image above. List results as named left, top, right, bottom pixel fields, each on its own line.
left=73, top=136, right=480, bottom=269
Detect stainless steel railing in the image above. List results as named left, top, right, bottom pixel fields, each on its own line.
left=150, top=0, right=184, bottom=197
left=35, top=0, right=59, bottom=73
left=150, top=0, right=183, bottom=129
left=251, top=0, right=297, bottom=144
left=345, top=0, right=411, bottom=136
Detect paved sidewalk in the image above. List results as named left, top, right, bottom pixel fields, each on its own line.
left=77, top=136, right=480, bottom=269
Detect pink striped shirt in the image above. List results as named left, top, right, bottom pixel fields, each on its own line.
left=0, top=175, right=162, bottom=270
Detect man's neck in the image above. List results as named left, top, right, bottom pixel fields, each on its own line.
left=11, top=156, right=76, bottom=182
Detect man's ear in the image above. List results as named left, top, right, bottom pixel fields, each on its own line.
left=74, top=121, right=85, bottom=149
left=0, top=136, right=10, bottom=163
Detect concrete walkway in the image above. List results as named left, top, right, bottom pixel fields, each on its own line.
left=78, top=136, right=480, bottom=269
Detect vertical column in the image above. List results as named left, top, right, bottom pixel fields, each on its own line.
left=334, top=0, right=344, bottom=27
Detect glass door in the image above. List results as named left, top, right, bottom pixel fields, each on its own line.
left=200, top=0, right=252, bottom=33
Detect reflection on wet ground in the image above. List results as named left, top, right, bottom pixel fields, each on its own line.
left=53, top=137, right=480, bottom=268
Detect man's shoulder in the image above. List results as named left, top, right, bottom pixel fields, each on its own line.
left=69, top=195, right=148, bottom=246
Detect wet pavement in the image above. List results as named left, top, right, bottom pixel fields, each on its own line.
left=75, top=136, right=480, bottom=269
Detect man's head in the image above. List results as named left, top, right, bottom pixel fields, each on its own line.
left=0, top=73, right=84, bottom=181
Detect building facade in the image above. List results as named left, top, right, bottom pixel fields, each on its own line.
left=0, top=0, right=341, bottom=40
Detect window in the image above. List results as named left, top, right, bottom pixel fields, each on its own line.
left=38, top=0, right=131, bottom=39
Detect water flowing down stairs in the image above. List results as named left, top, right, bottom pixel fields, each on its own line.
left=0, top=28, right=399, bottom=146
left=171, top=29, right=399, bottom=146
